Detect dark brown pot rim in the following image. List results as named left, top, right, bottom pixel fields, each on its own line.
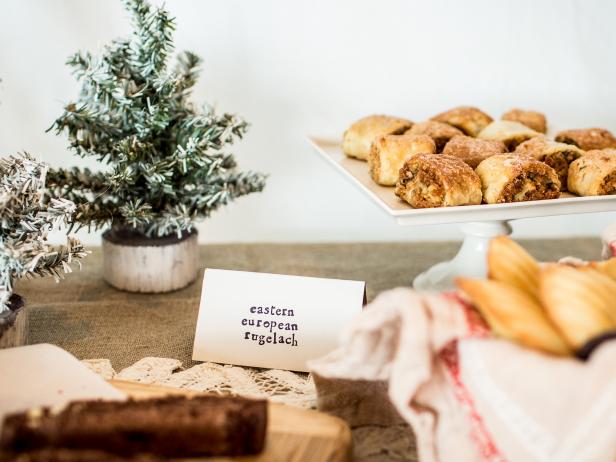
left=6, top=293, right=25, bottom=313
left=0, top=294, right=25, bottom=331
left=102, top=228, right=198, bottom=247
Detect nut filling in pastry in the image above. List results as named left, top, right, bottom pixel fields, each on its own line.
left=395, top=154, right=482, bottom=208
left=507, top=172, right=559, bottom=202
left=568, top=149, right=616, bottom=196
left=476, top=154, right=560, bottom=204
left=403, top=168, right=446, bottom=208
left=542, top=154, right=569, bottom=190
left=514, top=137, right=583, bottom=191
left=599, top=171, right=616, bottom=195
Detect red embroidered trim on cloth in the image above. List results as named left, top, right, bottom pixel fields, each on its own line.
left=444, top=292, right=490, bottom=337
left=440, top=293, right=508, bottom=462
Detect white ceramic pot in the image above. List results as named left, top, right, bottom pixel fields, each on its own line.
left=102, top=228, right=199, bottom=293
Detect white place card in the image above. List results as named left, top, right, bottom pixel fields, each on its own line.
left=192, top=269, right=365, bottom=372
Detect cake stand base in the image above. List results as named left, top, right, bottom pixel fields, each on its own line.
left=413, top=221, right=512, bottom=291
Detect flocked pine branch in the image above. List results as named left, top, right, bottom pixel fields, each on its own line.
left=0, top=153, right=87, bottom=313
left=47, top=0, right=266, bottom=238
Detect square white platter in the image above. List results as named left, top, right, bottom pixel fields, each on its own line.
left=307, top=136, right=616, bottom=290
left=307, top=137, right=616, bottom=226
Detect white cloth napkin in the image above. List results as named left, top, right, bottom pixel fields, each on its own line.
left=601, top=222, right=616, bottom=259
left=309, top=288, right=616, bottom=462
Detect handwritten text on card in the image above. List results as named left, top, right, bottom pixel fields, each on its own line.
left=192, top=269, right=365, bottom=372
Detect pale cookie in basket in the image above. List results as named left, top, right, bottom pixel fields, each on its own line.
left=430, top=106, right=493, bottom=137
left=442, top=135, right=506, bottom=168
left=395, top=154, right=482, bottom=208
left=501, top=108, right=547, bottom=134
left=476, top=154, right=560, bottom=204
left=591, top=257, right=616, bottom=280
left=461, top=236, right=616, bottom=359
left=514, top=137, right=584, bottom=191
left=405, top=121, right=463, bottom=152
left=555, top=127, right=616, bottom=151
left=368, top=134, right=435, bottom=186
left=540, top=265, right=616, bottom=350
left=342, top=115, right=413, bottom=161
left=567, top=149, right=616, bottom=196
left=487, top=235, right=540, bottom=300
left=456, top=278, right=570, bottom=355
left=478, top=120, right=542, bottom=151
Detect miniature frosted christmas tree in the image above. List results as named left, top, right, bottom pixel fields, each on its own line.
left=46, top=0, right=266, bottom=239
left=45, top=0, right=265, bottom=293
left=0, top=153, right=87, bottom=313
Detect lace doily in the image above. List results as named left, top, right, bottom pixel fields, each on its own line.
left=82, top=357, right=418, bottom=461
left=82, top=357, right=316, bottom=408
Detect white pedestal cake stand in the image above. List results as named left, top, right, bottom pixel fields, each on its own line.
left=308, top=137, right=616, bottom=290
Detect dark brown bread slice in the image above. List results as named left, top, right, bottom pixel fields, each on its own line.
left=0, top=395, right=267, bottom=458
left=0, top=449, right=164, bottom=462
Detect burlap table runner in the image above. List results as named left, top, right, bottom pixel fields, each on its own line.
left=16, top=240, right=600, bottom=462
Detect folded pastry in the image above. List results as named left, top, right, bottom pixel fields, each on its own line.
left=501, top=108, right=547, bottom=134
left=406, top=121, right=463, bottom=152
left=342, top=115, right=413, bottom=161
left=430, top=106, right=493, bottom=137
left=475, top=154, right=560, bottom=204
left=368, top=134, right=435, bottom=186
left=514, top=137, right=584, bottom=190
left=567, top=149, right=616, bottom=196
left=477, top=120, right=541, bottom=151
left=555, top=128, right=616, bottom=151
left=395, top=154, right=482, bottom=208
left=442, top=135, right=506, bottom=168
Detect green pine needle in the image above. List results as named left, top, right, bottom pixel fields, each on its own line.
left=48, top=0, right=266, bottom=238
left=0, top=153, right=88, bottom=313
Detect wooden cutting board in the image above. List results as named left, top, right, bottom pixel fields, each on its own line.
left=0, top=345, right=351, bottom=462
left=110, top=380, right=352, bottom=462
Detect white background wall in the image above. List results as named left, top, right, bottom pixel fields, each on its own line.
left=1, top=0, right=615, bottom=245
